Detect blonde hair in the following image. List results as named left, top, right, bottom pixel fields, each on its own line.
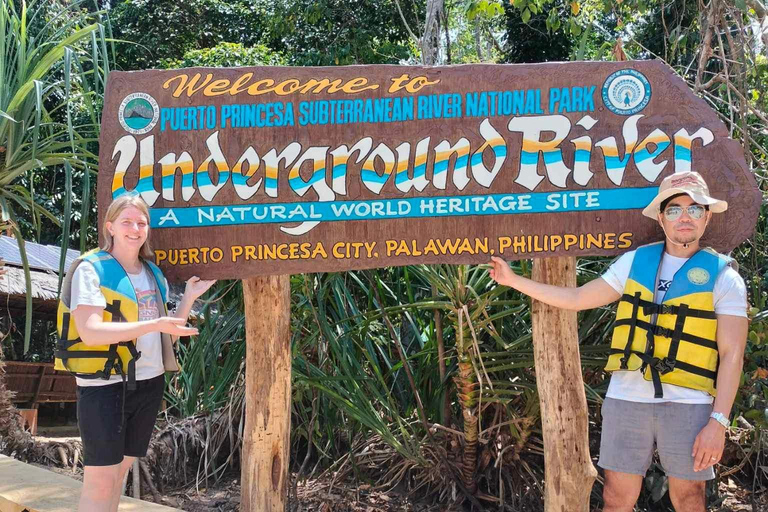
left=101, top=194, right=154, bottom=259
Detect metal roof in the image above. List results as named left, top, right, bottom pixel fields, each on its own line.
left=0, top=235, right=80, bottom=274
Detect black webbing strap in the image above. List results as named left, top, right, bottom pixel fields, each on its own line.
left=118, top=341, right=141, bottom=391
left=57, top=313, right=73, bottom=365
left=608, top=349, right=717, bottom=380
left=674, top=360, right=717, bottom=380
left=667, top=303, right=688, bottom=364
left=104, top=300, right=125, bottom=322
left=620, top=292, right=642, bottom=369
left=612, top=318, right=718, bottom=350
left=618, top=294, right=717, bottom=319
left=101, top=344, right=119, bottom=378
left=641, top=325, right=664, bottom=398
left=55, top=349, right=112, bottom=359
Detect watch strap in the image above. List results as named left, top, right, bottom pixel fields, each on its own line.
left=710, top=412, right=730, bottom=428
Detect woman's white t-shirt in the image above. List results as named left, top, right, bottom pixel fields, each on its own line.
left=69, top=262, right=166, bottom=387
left=600, top=249, right=748, bottom=404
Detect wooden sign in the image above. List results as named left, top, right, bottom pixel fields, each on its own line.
left=97, top=61, right=760, bottom=280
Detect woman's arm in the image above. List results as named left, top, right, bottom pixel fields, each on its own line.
left=72, top=306, right=198, bottom=346
left=169, top=276, right=216, bottom=342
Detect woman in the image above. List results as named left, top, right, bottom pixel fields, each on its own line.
left=54, top=194, right=215, bottom=512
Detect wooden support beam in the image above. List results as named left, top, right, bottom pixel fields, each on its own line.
left=531, top=257, right=597, bottom=512
left=29, top=365, right=48, bottom=408
left=241, top=275, right=291, bottom=512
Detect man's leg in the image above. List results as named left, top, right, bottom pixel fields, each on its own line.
left=668, top=477, right=706, bottom=512
left=657, top=403, right=713, bottom=512
left=109, top=456, right=136, bottom=512
left=603, top=470, right=643, bottom=512
left=597, top=398, right=655, bottom=511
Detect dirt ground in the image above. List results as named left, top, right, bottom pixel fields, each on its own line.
left=160, top=472, right=432, bottom=512
left=32, top=462, right=767, bottom=511
left=26, top=427, right=767, bottom=511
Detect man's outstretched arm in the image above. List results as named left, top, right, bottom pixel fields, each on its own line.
left=488, top=256, right=622, bottom=311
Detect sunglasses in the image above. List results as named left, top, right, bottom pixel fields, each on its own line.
left=663, top=204, right=707, bottom=221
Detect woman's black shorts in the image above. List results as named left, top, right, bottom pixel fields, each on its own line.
left=76, top=374, right=165, bottom=466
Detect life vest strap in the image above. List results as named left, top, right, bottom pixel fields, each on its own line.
left=609, top=349, right=718, bottom=384
left=618, top=294, right=717, bottom=319
left=612, top=319, right=718, bottom=350
left=118, top=341, right=141, bottom=391
left=104, top=300, right=126, bottom=322
left=619, top=292, right=642, bottom=370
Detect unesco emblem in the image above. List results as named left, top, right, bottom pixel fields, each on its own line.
left=118, top=93, right=159, bottom=135
left=601, top=69, right=652, bottom=116
left=687, top=268, right=711, bottom=286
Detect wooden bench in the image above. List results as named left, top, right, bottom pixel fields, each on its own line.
left=0, top=455, right=181, bottom=512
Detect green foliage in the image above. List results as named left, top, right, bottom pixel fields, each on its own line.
left=164, top=296, right=246, bottom=417
left=0, top=0, right=109, bottom=352
left=163, top=42, right=284, bottom=69
left=465, top=0, right=504, bottom=20
left=109, top=0, right=267, bottom=70
left=502, top=1, right=575, bottom=63
left=262, top=0, right=416, bottom=65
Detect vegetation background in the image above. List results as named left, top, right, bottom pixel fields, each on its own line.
left=0, top=0, right=766, bottom=510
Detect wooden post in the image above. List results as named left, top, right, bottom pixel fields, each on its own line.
left=241, top=275, right=292, bottom=512
left=132, top=459, right=140, bottom=499
left=531, top=257, right=597, bottom=511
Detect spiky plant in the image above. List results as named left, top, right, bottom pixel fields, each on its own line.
left=0, top=0, right=110, bottom=351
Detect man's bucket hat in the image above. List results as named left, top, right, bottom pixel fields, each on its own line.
left=641, top=171, right=728, bottom=219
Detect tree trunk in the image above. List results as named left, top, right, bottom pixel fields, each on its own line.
left=241, top=275, right=292, bottom=512
left=420, top=0, right=443, bottom=65
left=531, top=257, right=596, bottom=512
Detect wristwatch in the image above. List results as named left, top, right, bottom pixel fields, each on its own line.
left=710, top=412, right=730, bottom=428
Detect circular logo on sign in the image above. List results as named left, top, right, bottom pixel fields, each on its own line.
left=601, top=69, right=652, bottom=115
left=687, top=268, right=710, bottom=286
left=118, top=93, right=159, bottom=134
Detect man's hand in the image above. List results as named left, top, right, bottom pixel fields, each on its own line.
left=489, top=256, right=517, bottom=287
left=692, top=419, right=726, bottom=472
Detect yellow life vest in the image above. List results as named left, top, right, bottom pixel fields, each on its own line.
left=54, top=249, right=172, bottom=389
left=605, top=241, right=730, bottom=398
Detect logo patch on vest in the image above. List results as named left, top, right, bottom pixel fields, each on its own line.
left=687, top=268, right=710, bottom=285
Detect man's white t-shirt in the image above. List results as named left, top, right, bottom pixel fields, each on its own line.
left=600, top=249, right=748, bottom=404
left=70, top=262, right=166, bottom=387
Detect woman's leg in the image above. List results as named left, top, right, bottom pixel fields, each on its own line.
left=78, top=463, right=121, bottom=512
left=109, top=456, right=136, bottom=512
left=76, top=383, right=126, bottom=512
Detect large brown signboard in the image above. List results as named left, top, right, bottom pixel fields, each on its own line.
left=97, top=61, right=760, bottom=280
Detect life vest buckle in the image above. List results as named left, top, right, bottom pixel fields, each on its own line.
left=643, top=303, right=676, bottom=317
left=651, top=325, right=674, bottom=338
left=652, top=357, right=677, bottom=375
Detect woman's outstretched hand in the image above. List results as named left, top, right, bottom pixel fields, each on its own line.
left=488, top=256, right=516, bottom=287
left=154, top=317, right=198, bottom=337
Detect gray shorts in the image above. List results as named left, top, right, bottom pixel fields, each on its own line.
left=598, top=397, right=715, bottom=481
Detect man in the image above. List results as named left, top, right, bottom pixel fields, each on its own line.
left=489, top=171, right=748, bottom=512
